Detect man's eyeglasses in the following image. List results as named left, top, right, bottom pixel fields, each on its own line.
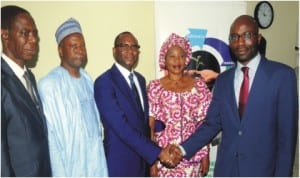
left=229, top=32, right=257, bottom=42
left=115, top=43, right=140, bottom=51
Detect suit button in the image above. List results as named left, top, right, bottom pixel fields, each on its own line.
left=235, top=152, right=239, bottom=157
left=238, top=130, right=242, bottom=136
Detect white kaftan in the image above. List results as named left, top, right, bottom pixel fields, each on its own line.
left=38, top=66, right=108, bottom=177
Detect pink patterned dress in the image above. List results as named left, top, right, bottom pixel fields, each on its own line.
left=147, top=77, right=212, bottom=177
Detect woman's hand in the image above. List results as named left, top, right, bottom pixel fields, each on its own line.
left=150, top=161, right=159, bottom=177
left=199, top=155, right=209, bottom=177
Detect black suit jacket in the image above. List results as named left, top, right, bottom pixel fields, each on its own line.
left=1, top=58, right=52, bottom=176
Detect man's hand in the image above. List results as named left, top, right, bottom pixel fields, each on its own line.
left=158, top=144, right=183, bottom=168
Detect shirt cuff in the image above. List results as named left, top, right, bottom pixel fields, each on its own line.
left=178, top=145, right=186, bottom=156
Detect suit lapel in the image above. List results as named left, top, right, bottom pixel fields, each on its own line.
left=110, top=65, right=144, bottom=117
left=225, top=67, right=241, bottom=124
left=26, top=69, right=43, bottom=109
left=26, top=69, right=49, bottom=134
left=1, top=58, right=48, bottom=135
left=110, top=64, right=133, bottom=99
left=134, top=72, right=148, bottom=120
left=2, top=58, right=29, bottom=97
left=241, top=58, right=267, bottom=125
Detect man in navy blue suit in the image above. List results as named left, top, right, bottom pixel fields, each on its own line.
left=94, top=31, right=179, bottom=176
left=1, top=5, right=51, bottom=176
left=165, top=15, right=298, bottom=177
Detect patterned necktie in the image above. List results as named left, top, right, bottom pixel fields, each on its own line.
left=238, top=67, right=249, bottom=118
left=129, top=73, right=143, bottom=112
left=23, top=71, right=38, bottom=104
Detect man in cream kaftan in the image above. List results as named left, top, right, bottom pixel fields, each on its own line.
left=38, top=66, right=108, bottom=177
left=38, top=18, right=108, bottom=177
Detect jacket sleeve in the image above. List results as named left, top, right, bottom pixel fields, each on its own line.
left=274, top=67, right=298, bottom=176
left=1, top=101, right=14, bottom=176
left=94, top=74, right=161, bottom=164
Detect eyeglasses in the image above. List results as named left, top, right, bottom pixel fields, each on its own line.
left=115, top=43, right=140, bottom=51
left=229, top=32, right=257, bottom=42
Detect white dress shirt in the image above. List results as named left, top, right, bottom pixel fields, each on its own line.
left=115, top=62, right=145, bottom=110
left=2, top=53, right=28, bottom=89
left=234, top=53, right=261, bottom=106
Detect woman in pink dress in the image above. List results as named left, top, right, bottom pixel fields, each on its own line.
left=148, top=33, right=212, bottom=177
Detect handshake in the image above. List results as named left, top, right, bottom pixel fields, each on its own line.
left=158, top=144, right=183, bottom=168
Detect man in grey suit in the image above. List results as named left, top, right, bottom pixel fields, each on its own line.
left=1, top=5, right=52, bottom=176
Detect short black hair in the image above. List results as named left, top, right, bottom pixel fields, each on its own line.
left=1, top=5, right=30, bottom=30
left=114, top=31, right=136, bottom=47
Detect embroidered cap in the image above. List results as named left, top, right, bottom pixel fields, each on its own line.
left=55, top=18, right=82, bottom=45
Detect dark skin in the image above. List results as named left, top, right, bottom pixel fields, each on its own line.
left=161, top=45, right=195, bottom=93
left=187, top=16, right=261, bottom=88
left=186, top=16, right=260, bottom=82
left=162, top=15, right=262, bottom=171
left=58, top=33, right=87, bottom=78
left=1, top=13, right=38, bottom=68
left=113, top=32, right=181, bottom=168
left=150, top=45, right=209, bottom=176
left=113, top=33, right=140, bottom=72
left=229, top=15, right=261, bottom=66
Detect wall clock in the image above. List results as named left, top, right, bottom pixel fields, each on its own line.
left=254, top=1, right=274, bottom=29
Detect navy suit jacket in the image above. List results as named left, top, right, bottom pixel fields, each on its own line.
left=94, top=64, right=161, bottom=177
left=182, top=57, right=298, bottom=176
left=1, top=58, right=51, bottom=176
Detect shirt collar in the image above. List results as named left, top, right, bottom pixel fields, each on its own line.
left=115, top=62, right=134, bottom=78
left=236, top=53, right=261, bottom=71
left=2, top=53, right=27, bottom=77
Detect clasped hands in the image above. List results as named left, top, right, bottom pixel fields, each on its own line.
left=158, top=144, right=183, bottom=168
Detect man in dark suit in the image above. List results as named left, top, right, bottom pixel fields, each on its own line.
left=94, top=31, right=178, bottom=176
left=1, top=5, right=52, bottom=176
left=165, top=15, right=298, bottom=176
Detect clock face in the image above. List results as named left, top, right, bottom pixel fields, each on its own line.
left=254, top=1, right=274, bottom=29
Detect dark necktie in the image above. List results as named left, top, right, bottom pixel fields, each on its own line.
left=238, top=67, right=249, bottom=118
left=129, top=73, right=143, bottom=112
left=23, top=71, right=38, bottom=105
left=23, top=71, right=47, bottom=131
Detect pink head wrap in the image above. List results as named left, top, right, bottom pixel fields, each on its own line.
left=159, top=33, right=192, bottom=70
